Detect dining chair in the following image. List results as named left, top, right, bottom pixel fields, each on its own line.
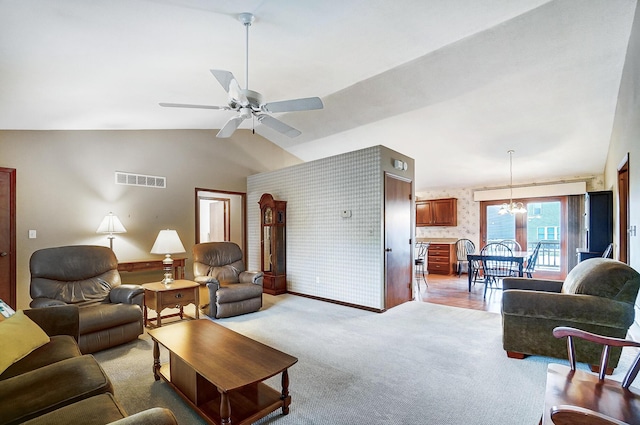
left=415, top=242, right=429, bottom=289
left=540, top=326, right=640, bottom=425
left=500, top=239, right=522, bottom=252
left=479, top=243, right=518, bottom=299
left=524, top=241, right=542, bottom=278
left=454, top=239, right=475, bottom=277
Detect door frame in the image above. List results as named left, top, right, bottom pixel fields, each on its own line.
left=383, top=173, right=413, bottom=310
left=617, top=153, right=630, bottom=264
left=194, top=188, right=246, bottom=259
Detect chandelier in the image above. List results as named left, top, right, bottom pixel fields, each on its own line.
left=498, top=150, right=527, bottom=215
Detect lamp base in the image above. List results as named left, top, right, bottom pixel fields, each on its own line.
left=162, top=273, right=174, bottom=285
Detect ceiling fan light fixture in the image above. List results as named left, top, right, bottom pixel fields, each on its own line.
left=499, top=150, right=527, bottom=216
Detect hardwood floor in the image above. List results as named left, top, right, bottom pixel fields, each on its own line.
left=415, top=272, right=502, bottom=314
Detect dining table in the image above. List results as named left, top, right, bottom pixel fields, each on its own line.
left=466, top=251, right=530, bottom=291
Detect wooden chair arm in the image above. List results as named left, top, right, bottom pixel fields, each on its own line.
left=553, top=327, right=640, bottom=349
left=553, top=326, right=640, bottom=386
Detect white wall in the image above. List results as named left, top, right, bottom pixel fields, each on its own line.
left=605, top=2, right=640, bottom=272
left=247, top=145, right=414, bottom=310
left=0, top=129, right=302, bottom=309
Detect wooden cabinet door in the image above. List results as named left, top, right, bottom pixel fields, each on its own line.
left=432, top=199, right=457, bottom=226
left=416, top=201, right=432, bottom=226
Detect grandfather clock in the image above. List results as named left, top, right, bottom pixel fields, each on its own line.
left=259, top=193, right=287, bottom=295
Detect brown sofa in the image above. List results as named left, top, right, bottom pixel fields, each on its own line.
left=29, top=245, right=144, bottom=353
left=0, top=306, right=177, bottom=425
left=193, top=242, right=263, bottom=319
left=502, top=258, right=640, bottom=370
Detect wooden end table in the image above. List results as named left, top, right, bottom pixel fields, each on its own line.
left=148, top=320, right=298, bottom=425
left=142, top=280, right=199, bottom=327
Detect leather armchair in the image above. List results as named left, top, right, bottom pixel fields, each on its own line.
left=29, top=245, right=144, bottom=354
left=193, top=242, right=263, bottom=319
left=502, top=258, right=640, bottom=370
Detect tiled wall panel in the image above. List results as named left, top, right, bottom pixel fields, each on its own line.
left=248, top=146, right=385, bottom=309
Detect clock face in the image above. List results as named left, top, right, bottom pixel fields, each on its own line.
left=264, top=207, right=273, bottom=225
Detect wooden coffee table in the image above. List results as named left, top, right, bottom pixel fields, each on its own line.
left=148, top=320, right=298, bottom=425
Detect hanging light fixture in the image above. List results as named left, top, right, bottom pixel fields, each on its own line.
left=498, top=150, right=527, bottom=215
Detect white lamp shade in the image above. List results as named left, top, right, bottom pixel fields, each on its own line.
left=96, top=213, right=127, bottom=234
left=150, top=229, right=186, bottom=255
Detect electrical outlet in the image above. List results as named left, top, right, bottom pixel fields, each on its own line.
left=28, top=230, right=37, bottom=239
left=316, top=276, right=320, bottom=284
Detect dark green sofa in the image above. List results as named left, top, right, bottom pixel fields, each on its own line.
left=0, top=306, right=177, bottom=425
left=501, top=258, right=640, bottom=371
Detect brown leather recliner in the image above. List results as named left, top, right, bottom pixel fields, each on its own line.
left=193, top=242, right=263, bottom=319
left=29, top=245, right=144, bottom=354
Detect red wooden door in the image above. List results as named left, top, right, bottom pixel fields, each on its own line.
left=0, top=168, right=16, bottom=309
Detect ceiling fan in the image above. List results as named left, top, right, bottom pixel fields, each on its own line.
left=159, top=12, right=323, bottom=139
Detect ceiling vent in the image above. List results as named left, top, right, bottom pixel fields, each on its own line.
left=115, top=171, right=166, bottom=189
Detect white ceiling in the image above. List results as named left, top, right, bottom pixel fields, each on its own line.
left=0, top=0, right=636, bottom=191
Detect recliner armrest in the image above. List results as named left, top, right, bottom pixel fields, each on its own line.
left=195, top=276, right=219, bottom=285
left=502, top=290, right=635, bottom=328
left=24, top=305, right=80, bottom=339
left=503, top=277, right=563, bottom=292
left=239, top=271, right=264, bottom=285
left=110, top=285, right=144, bottom=306
left=29, top=298, right=68, bottom=308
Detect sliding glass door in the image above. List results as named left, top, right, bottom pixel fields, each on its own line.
left=480, top=196, right=567, bottom=279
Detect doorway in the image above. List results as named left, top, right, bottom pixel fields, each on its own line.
left=480, top=196, right=567, bottom=279
left=0, top=168, right=16, bottom=309
left=384, top=173, right=412, bottom=309
left=195, top=188, right=246, bottom=253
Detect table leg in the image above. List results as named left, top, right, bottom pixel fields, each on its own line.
left=143, top=303, right=148, bottom=327
left=179, top=305, right=184, bottom=319
left=220, top=390, right=231, bottom=424
left=156, top=307, right=162, bottom=327
left=468, top=263, right=473, bottom=291
left=281, top=369, right=291, bottom=415
left=152, top=340, right=160, bottom=381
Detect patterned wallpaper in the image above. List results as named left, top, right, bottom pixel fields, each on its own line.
left=248, top=146, right=412, bottom=310
left=416, top=175, right=604, bottom=249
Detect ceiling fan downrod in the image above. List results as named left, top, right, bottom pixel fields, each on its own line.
left=237, top=13, right=255, bottom=90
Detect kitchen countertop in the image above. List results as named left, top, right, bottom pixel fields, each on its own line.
left=416, top=238, right=458, bottom=244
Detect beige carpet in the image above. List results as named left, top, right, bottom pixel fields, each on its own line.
left=94, top=295, right=639, bottom=425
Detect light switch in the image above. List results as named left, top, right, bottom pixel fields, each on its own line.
left=28, top=230, right=37, bottom=239
left=340, top=210, right=352, bottom=218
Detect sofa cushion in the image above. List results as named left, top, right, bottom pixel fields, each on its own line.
left=562, top=258, right=640, bottom=302
left=0, top=354, right=113, bottom=425
left=216, top=283, right=262, bottom=303
left=79, top=303, right=142, bottom=335
left=0, top=311, right=50, bottom=375
left=20, top=393, right=127, bottom=425
left=0, top=335, right=81, bottom=381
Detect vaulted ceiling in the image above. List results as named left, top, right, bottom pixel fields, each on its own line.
left=0, top=0, right=636, bottom=191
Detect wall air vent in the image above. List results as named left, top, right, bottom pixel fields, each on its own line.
left=115, top=172, right=166, bottom=189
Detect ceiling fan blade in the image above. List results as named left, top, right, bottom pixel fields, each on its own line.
left=262, top=97, right=323, bottom=113
left=159, top=102, right=226, bottom=110
left=257, top=115, right=301, bottom=138
left=210, top=69, right=248, bottom=106
left=210, top=70, right=237, bottom=93
left=216, top=115, right=245, bottom=138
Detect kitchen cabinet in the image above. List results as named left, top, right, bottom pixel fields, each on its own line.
left=427, top=243, right=456, bottom=275
left=416, top=198, right=457, bottom=226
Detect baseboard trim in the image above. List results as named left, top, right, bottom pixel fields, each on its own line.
left=286, top=291, right=385, bottom=313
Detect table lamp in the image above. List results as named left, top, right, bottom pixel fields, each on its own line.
left=96, top=212, right=127, bottom=250
left=150, top=229, right=186, bottom=285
